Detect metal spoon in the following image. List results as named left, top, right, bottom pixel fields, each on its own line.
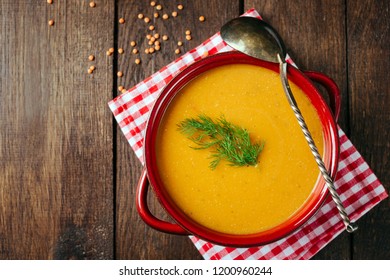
left=221, top=16, right=357, bottom=233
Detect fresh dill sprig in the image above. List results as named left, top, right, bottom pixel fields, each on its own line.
left=177, top=114, right=264, bottom=170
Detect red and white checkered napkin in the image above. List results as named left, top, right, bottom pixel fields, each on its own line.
left=108, top=9, right=388, bottom=260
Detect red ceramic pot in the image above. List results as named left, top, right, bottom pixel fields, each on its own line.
left=137, top=52, right=340, bottom=247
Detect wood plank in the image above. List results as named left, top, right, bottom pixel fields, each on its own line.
left=0, top=0, right=114, bottom=259
left=246, top=0, right=351, bottom=259
left=115, top=0, right=240, bottom=259
left=347, top=0, right=390, bottom=259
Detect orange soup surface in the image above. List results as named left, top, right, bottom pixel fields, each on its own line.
left=156, top=64, right=323, bottom=235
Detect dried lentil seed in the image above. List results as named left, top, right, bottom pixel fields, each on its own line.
left=118, top=48, right=124, bottom=54
left=130, top=41, right=136, bottom=47
left=106, top=50, right=111, bottom=56
left=117, top=71, right=123, bottom=77
left=162, top=35, right=168, bottom=41
left=89, top=65, right=96, bottom=71
left=132, top=48, right=138, bottom=54
left=47, top=0, right=53, bottom=4
left=156, top=4, right=162, bottom=10
left=185, top=30, right=191, bottom=35
left=144, top=17, right=150, bottom=23
left=88, top=55, right=95, bottom=61
left=149, top=25, right=155, bottom=31
left=145, top=48, right=150, bottom=54
left=154, top=33, right=160, bottom=39
left=150, top=1, right=156, bottom=6
left=48, top=19, right=54, bottom=26
left=109, top=47, right=114, bottom=53
left=119, top=18, right=125, bottom=24
left=154, top=40, right=160, bottom=46
left=172, top=11, right=178, bottom=17
left=135, top=58, right=141, bottom=64
left=150, top=37, right=156, bottom=43
left=177, top=41, right=183, bottom=46
left=175, top=48, right=181, bottom=54
left=154, top=12, right=159, bottom=18
left=162, top=14, right=168, bottom=20
left=186, top=35, right=192, bottom=41
left=149, top=47, right=155, bottom=53
left=121, top=89, right=127, bottom=94
left=88, top=68, right=93, bottom=74
left=199, top=16, right=205, bottom=22
left=146, top=34, right=152, bottom=40
left=118, top=86, right=124, bottom=91
left=178, top=4, right=183, bottom=10
left=89, top=1, right=96, bottom=8
left=155, top=45, right=161, bottom=51
left=138, top=13, right=144, bottom=19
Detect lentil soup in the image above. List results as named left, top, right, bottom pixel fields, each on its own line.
left=155, top=63, right=324, bottom=235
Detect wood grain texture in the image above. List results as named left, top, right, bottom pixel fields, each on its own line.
left=115, top=0, right=240, bottom=259
left=0, top=0, right=114, bottom=259
left=0, top=0, right=388, bottom=260
left=347, top=0, right=390, bottom=259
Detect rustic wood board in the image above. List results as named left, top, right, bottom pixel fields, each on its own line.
left=0, top=0, right=388, bottom=260
left=0, top=0, right=114, bottom=259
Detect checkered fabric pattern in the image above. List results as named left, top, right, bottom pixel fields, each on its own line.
left=108, top=9, right=388, bottom=260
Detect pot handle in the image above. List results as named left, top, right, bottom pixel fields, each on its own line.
left=136, top=168, right=188, bottom=235
left=303, top=70, right=341, bottom=121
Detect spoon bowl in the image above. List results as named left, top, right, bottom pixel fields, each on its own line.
left=221, top=17, right=286, bottom=63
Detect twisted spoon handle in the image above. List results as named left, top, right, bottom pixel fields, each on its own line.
left=278, top=55, right=358, bottom=233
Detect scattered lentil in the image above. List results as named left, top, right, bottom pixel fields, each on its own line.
left=138, top=13, right=144, bottom=19
left=156, top=4, right=162, bottom=10
left=119, top=18, right=125, bottom=24
left=132, top=48, right=139, bottom=54
left=177, top=41, right=183, bottom=46
left=145, top=48, right=150, bottom=54
left=106, top=50, right=112, bottom=56
left=148, top=40, right=154, bottom=46
left=185, top=30, right=191, bottom=35
left=47, top=0, right=53, bottom=4
left=199, top=16, right=205, bottom=22
left=118, top=86, right=124, bottom=91
left=149, top=25, right=155, bottom=31
left=150, top=37, right=156, bottom=43
left=162, top=14, right=169, bottom=20
left=88, top=68, right=93, bottom=74
left=155, top=45, right=161, bottom=51
left=109, top=47, right=114, bottom=53
left=162, top=35, right=168, bottom=41
left=175, top=48, right=181, bottom=54
left=130, top=41, right=136, bottom=47
left=121, top=89, right=127, bottom=94
left=149, top=47, right=155, bottom=53
left=144, top=17, right=150, bottom=23
left=89, top=1, right=96, bottom=8
left=48, top=19, right=54, bottom=26
left=154, top=12, right=159, bottom=18
left=186, top=35, right=192, bottom=41
left=172, top=11, right=178, bottom=17
left=154, top=40, right=160, bottom=46
left=154, top=33, right=160, bottom=39
left=135, top=58, right=141, bottom=64
left=118, top=48, right=124, bottom=54
left=146, top=34, right=152, bottom=40
left=178, top=4, right=183, bottom=10
left=150, top=1, right=156, bottom=7
left=117, top=71, right=123, bottom=77
left=89, top=65, right=96, bottom=71
left=88, top=55, right=95, bottom=61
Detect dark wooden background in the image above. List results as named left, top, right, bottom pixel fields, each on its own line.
left=0, top=0, right=388, bottom=260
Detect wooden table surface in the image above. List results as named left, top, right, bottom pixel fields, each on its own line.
left=0, top=0, right=388, bottom=260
